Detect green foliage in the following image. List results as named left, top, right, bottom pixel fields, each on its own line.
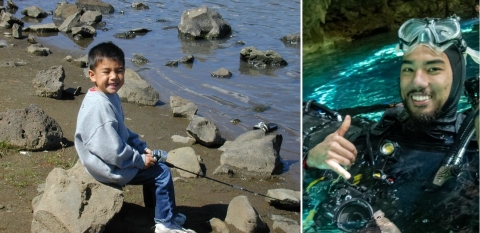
left=39, top=152, right=77, bottom=170
left=0, top=141, right=17, bottom=158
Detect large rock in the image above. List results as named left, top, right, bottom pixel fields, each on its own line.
left=224, top=196, right=268, bottom=233
left=209, top=218, right=230, bottom=233
left=54, top=2, right=78, bottom=19
left=117, top=68, right=159, bottom=106
left=0, top=104, right=63, bottom=150
left=26, top=44, right=50, bottom=56
left=186, top=116, right=223, bottom=147
left=71, top=54, right=88, bottom=68
left=171, top=135, right=196, bottom=145
left=11, top=22, right=21, bottom=38
left=71, top=25, right=96, bottom=38
left=280, top=33, right=300, bottom=47
left=79, top=10, right=102, bottom=25
left=178, top=6, right=231, bottom=39
left=220, top=130, right=283, bottom=176
left=265, top=188, right=300, bottom=209
left=166, top=147, right=202, bottom=178
left=27, top=34, right=36, bottom=44
left=271, top=215, right=300, bottom=233
left=113, top=31, right=136, bottom=39
left=132, top=2, right=149, bottom=10
left=32, top=65, right=65, bottom=99
left=178, top=55, right=194, bottom=63
left=240, top=46, right=288, bottom=68
left=131, top=54, right=149, bottom=67
left=6, top=0, right=17, bottom=10
left=58, top=12, right=81, bottom=32
left=20, top=6, right=47, bottom=18
left=24, top=23, right=59, bottom=33
left=211, top=68, right=232, bottom=78
left=0, top=11, right=23, bottom=28
left=31, top=161, right=124, bottom=233
left=76, top=0, right=114, bottom=14
left=170, top=96, right=197, bottom=119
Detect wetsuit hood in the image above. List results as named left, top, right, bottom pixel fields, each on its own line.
left=405, top=44, right=466, bottom=135
left=440, top=45, right=466, bottom=123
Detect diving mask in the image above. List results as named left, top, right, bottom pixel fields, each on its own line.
left=397, top=17, right=479, bottom=64
left=398, top=17, right=464, bottom=55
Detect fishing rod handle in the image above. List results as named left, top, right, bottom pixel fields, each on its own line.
left=152, top=149, right=168, bottom=163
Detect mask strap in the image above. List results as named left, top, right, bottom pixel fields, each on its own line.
left=465, top=47, right=480, bottom=64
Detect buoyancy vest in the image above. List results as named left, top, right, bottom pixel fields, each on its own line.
left=303, top=105, right=479, bottom=233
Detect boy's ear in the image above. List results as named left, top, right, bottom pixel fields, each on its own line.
left=88, top=70, right=96, bottom=83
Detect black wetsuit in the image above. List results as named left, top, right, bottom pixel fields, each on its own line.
left=303, top=106, right=479, bottom=233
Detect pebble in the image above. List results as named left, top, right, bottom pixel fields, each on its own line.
left=64, top=55, right=73, bottom=62
left=0, top=40, right=7, bottom=48
left=230, top=118, right=241, bottom=124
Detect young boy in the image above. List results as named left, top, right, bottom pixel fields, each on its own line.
left=74, top=42, right=195, bottom=233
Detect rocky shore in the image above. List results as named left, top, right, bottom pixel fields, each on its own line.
left=0, top=2, right=300, bottom=233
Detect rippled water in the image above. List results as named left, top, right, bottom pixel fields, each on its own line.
left=303, top=19, right=479, bottom=121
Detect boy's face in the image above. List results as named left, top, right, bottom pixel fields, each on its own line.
left=88, top=58, right=125, bottom=94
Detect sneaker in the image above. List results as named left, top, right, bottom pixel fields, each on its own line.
left=154, top=222, right=196, bottom=233
left=173, top=213, right=186, bottom=226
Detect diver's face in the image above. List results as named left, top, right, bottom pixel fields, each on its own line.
left=400, top=45, right=452, bottom=122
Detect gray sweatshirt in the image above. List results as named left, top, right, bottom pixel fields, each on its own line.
left=74, top=89, right=147, bottom=185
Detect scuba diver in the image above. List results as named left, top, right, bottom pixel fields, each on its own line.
left=302, top=17, right=479, bottom=233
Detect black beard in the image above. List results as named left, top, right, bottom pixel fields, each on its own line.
left=403, top=99, right=443, bottom=132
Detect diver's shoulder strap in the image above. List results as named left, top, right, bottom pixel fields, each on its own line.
left=371, top=106, right=408, bottom=136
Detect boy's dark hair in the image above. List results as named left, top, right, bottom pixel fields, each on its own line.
left=88, top=42, right=125, bottom=70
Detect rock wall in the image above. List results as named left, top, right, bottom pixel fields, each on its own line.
left=303, top=0, right=478, bottom=54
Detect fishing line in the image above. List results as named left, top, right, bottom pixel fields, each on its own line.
left=163, top=161, right=297, bottom=205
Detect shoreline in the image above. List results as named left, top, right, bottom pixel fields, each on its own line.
left=0, top=26, right=300, bottom=232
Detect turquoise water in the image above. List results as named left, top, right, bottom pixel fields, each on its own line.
left=303, top=19, right=480, bottom=121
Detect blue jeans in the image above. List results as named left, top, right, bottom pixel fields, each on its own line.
left=128, top=162, right=176, bottom=224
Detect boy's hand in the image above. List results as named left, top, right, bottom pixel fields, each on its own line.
left=143, top=154, right=156, bottom=169
left=145, top=148, right=152, bottom=155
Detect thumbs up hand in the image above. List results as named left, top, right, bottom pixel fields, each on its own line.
left=305, top=115, right=358, bottom=179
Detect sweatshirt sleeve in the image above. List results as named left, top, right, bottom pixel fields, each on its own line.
left=127, top=128, right=148, bottom=153
left=84, top=120, right=145, bottom=170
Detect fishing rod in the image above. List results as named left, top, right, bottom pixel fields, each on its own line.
left=161, top=161, right=297, bottom=205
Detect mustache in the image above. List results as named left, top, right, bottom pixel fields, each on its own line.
left=406, top=88, right=433, bottom=97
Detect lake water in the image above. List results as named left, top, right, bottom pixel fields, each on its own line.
left=6, top=0, right=301, bottom=182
